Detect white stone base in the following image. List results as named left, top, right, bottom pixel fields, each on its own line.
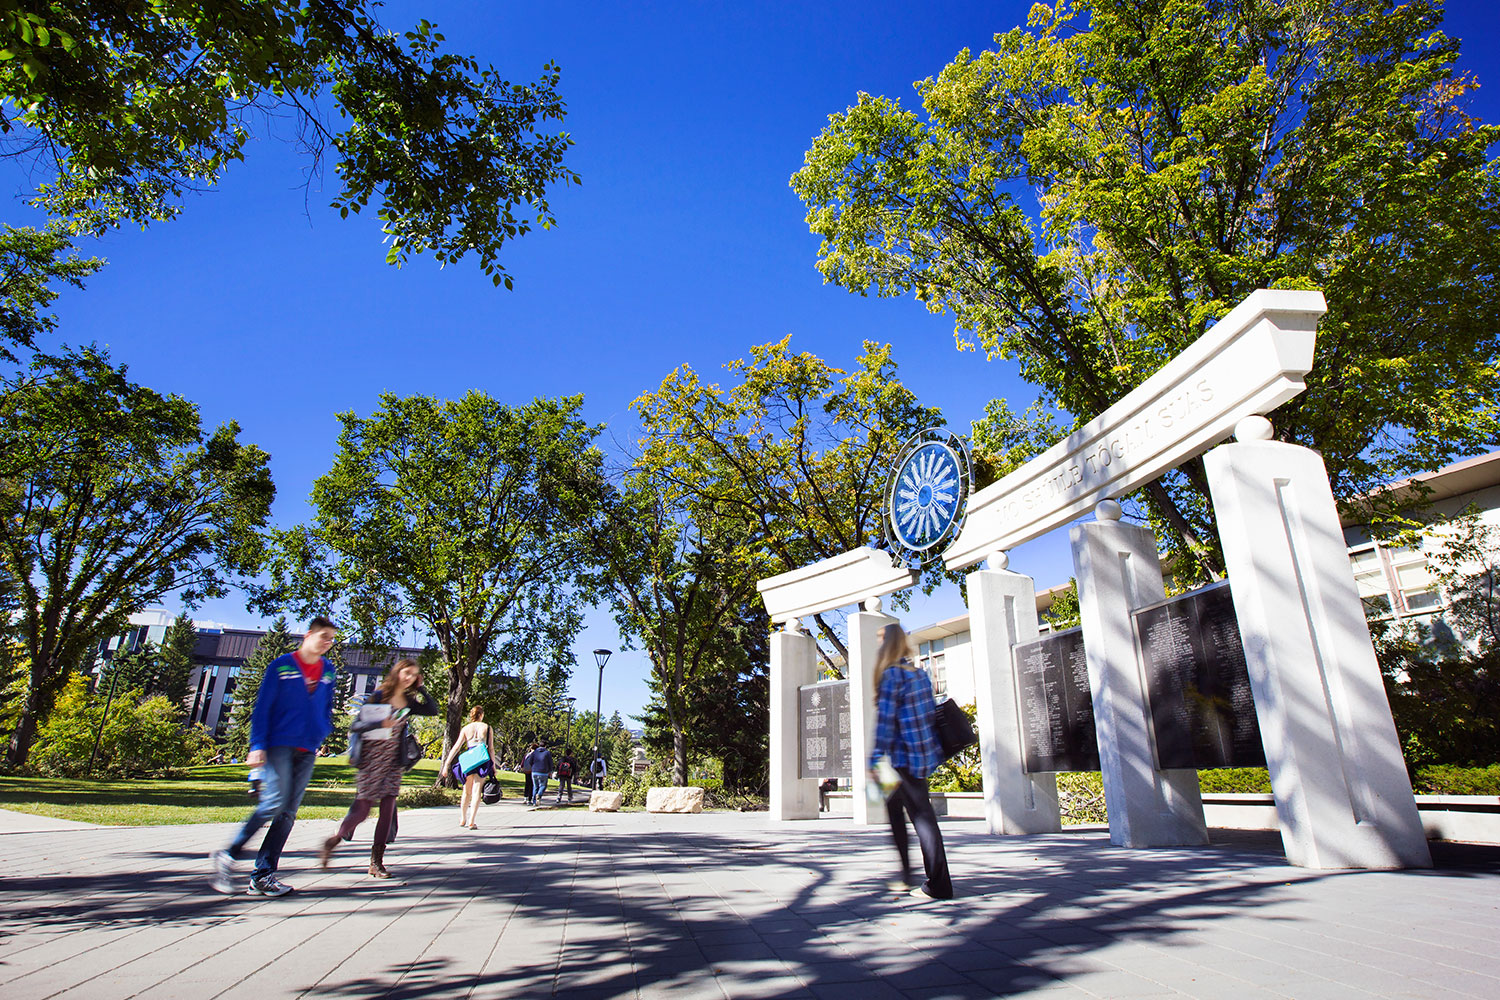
left=646, top=786, right=705, bottom=813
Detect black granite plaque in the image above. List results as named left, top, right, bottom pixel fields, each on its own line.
left=1013, top=628, right=1100, bottom=773
left=799, top=680, right=852, bottom=779
left=1134, top=582, right=1266, bottom=770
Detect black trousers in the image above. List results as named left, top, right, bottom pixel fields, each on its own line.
left=885, top=768, right=953, bottom=898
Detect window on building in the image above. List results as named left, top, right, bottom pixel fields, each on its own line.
left=1348, top=542, right=1441, bottom=618
left=918, top=638, right=947, bottom=699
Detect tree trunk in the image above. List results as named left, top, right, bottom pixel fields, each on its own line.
left=4, top=695, right=41, bottom=769
left=672, top=726, right=687, bottom=786
left=437, top=657, right=476, bottom=788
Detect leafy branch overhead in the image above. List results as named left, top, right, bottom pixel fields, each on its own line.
left=0, top=2, right=576, bottom=284
left=793, top=0, right=1500, bottom=577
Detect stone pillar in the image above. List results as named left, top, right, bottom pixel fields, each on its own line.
left=848, top=605, right=897, bottom=826
left=770, top=621, right=820, bottom=821
left=1204, top=418, right=1430, bottom=869
left=967, top=552, right=1060, bottom=835
left=1071, top=501, right=1209, bottom=848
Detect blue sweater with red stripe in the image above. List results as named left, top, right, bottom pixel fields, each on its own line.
left=248, top=652, right=336, bottom=754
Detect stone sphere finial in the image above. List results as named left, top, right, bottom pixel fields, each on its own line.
left=987, top=550, right=1010, bottom=571
left=1235, top=415, right=1274, bottom=442
left=1094, top=498, right=1123, bottom=521
left=781, top=617, right=804, bottom=634
left=864, top=594, right=884, bottom=613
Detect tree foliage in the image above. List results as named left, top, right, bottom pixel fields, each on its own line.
left=28, top=673, right=216, bottom=778
left=158, top=611, right=198, bottom=707
left=631, top=339, right=942, bottom=663
left=261, top=391, right=602, bottom=769
left=0, top=1, right=576, bottom=284
left=792, top=0, right=1500, bottom=577
left=0, top=347, right=274, bottom=766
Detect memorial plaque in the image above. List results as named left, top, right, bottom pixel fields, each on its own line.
left=1134, top=581, right=1265, bottom=770
left=799, top=680, right=852, bottom=779
left=1013, top=627, right=1100, bottom=773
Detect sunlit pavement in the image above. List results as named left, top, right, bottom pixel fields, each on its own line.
left=2, top=803, right=1497, bottom=999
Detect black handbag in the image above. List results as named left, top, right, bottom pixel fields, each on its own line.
left=934, top=698, right=977, bottom=762
left=481, top=777, right=503, bottom=803
left=400, top=728, right=423, bottom=771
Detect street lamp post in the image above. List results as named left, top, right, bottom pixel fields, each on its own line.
left=564, top=696, right=576, bottom=755
left=591, top=648, right=611, bottom=786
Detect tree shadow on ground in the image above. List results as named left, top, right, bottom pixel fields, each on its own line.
left=2, top=819, right=1496, bottom=999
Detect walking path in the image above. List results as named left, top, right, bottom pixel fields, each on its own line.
left=2, top=799, right=1498, bottom=999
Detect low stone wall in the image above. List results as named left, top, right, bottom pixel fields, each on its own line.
left=824, top=791, right=984, bottom=818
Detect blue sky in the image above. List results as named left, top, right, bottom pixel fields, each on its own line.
left=12, top=1, right=1500, bottom=721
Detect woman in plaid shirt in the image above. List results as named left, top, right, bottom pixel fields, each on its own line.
left=870, top=623, right=954, bottom=900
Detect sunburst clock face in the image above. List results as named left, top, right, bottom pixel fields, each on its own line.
left=883, top=428, right=972, bottom=563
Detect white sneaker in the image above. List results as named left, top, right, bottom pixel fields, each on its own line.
left=209, top=850, right=235, bottom=894
left=247, top=873, right=294, bottom=897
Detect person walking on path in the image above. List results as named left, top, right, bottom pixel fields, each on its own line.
left=440, top=707, right=497, bottom=828
left=870, top=622, right=953, bottom=901
left=211, top=618, right=339, bottom=897
left=520, top=743, right=537, bottom=804
left=590, top=755, right=607, bottom=790
left=320, top=659, right=437, bottom=878
left=555, top=755, right=575, bottom=802
left=530, top=740, right=554, bottom=805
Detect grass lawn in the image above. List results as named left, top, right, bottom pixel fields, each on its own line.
left=0, top=760, right=531, bottom=826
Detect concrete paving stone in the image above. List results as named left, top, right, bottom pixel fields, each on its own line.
left=1404, top=968, right=1500, bottom=999
left=1060, top=969, right=1198, bottom=997
left=877, top=962, right=975, bottom=990
left=962, top=963, right=1074, bottom=992
left=806, top=980, right=911, bottom=1000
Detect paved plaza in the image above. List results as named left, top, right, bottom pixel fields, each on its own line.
left=2, top=799, right=1498, bottom=1000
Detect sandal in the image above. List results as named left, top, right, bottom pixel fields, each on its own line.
left=368, top=862, right=390, bottom=879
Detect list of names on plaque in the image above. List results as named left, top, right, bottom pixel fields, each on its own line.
left=799, top=680, right=852, bottom=779
left=1013, top=628, right=1100, bottom=774
left=1134, top=582, right=1265, bottom=770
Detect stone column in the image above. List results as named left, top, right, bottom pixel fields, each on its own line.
left=769, top=620, right=820, bottom=821
left=848, top=604, right=897, bottom=826
left=967, top=552, right=1060, bottom=835
left=1204, top=418, right=1430, bottom=869
left=1071, top=501, right=1209, bottom=847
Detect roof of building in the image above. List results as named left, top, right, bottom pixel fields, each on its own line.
left=1341, top=449, right=1500, bottom=525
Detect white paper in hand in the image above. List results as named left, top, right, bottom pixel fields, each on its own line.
left=359, top=702, right=394, bottom=739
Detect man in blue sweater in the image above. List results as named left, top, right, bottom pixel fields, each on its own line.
left=211, top=618, right=338, bottom=896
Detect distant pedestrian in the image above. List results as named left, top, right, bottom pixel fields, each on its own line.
left=521, top=743, right=538, bottom=804
left=870, top=622, right=953, bottom=901
left=819, top=778, right=837, bottom=812
left=556, top=755, right=575, bottom=802
left=440, top=707, right=497, bottom=828
left=590, top=755, right=607, bottom=790
left=320, top=659, right=437, bottom=878
left=530, top=741, right=554, bottom=804
left=210, top=617, right=339, bottom=897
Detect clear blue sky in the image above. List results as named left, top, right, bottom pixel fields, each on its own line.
left=11, top=1, right=1500, bottom=722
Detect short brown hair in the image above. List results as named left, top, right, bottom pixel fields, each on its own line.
left=469, top=706, right=484, bottom=722
left=307, top=616, right=337, bottom=634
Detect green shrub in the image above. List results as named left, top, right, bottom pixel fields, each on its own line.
left=1413, top=763, right=1500, bottom=795
left=1057, top=771, right=1106, bottom=825
left=1197, top=767, right=1273, bottom=793
left=397, top=785, right=461, bottom=809
left=29, top=675, right=216, bottom=778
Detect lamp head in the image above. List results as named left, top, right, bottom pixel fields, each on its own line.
left=593, top=648, right=612, bottom=669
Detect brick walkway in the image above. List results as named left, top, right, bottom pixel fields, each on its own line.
left=1, top=801, right=1497, bottom=999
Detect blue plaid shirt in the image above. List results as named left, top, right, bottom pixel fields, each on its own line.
left=870, top=659, right=941, bottom=779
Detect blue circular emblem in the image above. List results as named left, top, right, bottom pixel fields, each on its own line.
left=884, top=429, right=971, bottom=562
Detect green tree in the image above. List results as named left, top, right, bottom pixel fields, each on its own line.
left=158, top=611, right=198, bottom=708
left=792, top=0, right=1500, bottom=577
left=0, top=223, right=102, bottom=366
left=581, top=464, right=766, bottom=786
left=0, top=2, right=576, bottom=284
left=260, top=392, right=602, bottom=774
left=102, top=641, right=158, bottom=696
left=30, top=674, right=215, bottom=777
left=224, top=617, right=295, bottom=759
left=0, top=348, right=274, bottom=767
left=631, top=340, right=942, bottom=665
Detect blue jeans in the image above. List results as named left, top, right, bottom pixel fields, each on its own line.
left=227, top=746, right=317, bottom=880
left=531, top=772, right=548, bottom=802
